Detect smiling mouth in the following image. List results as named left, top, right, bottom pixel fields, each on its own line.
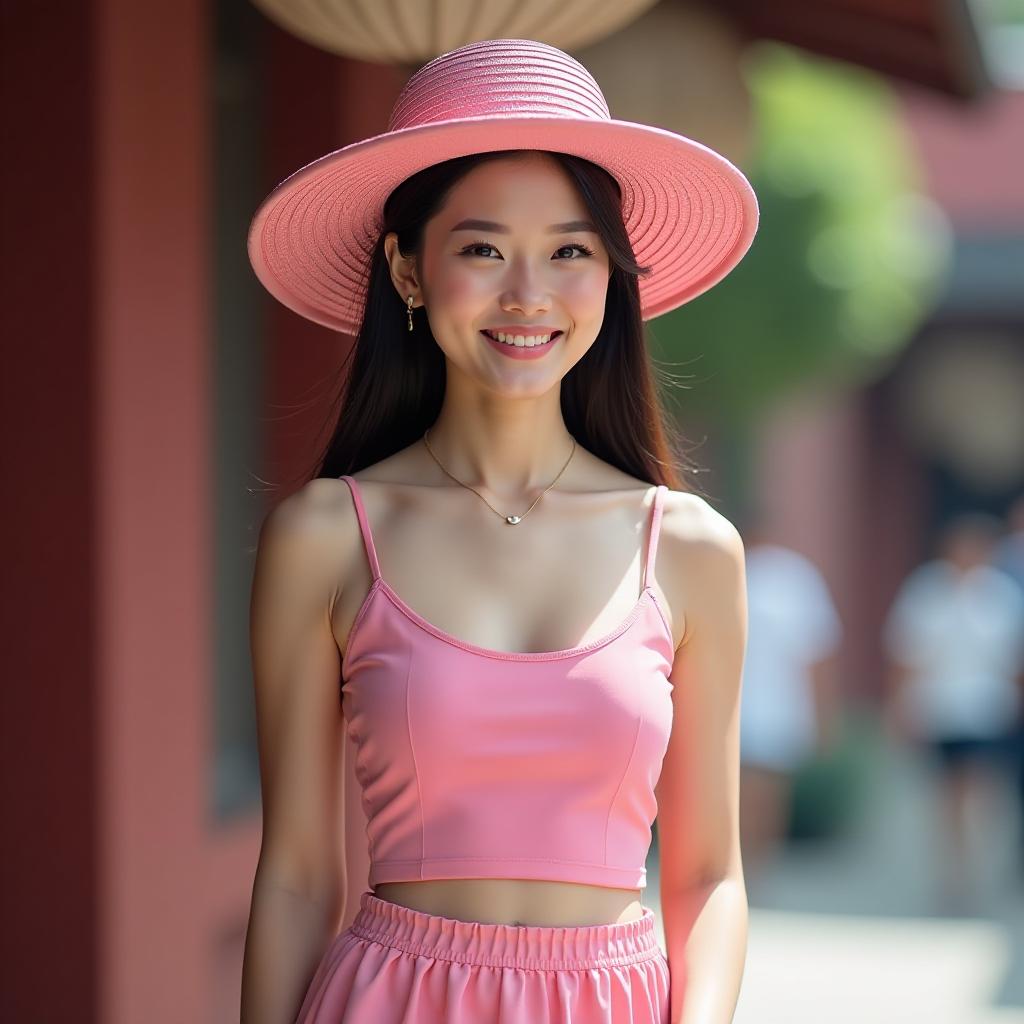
left=481, top=329, right=563, bottom=348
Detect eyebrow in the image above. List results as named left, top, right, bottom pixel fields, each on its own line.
left=449, top=218, right=598, bottom=234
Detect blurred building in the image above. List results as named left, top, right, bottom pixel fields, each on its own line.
left=751, top=84, right=1024, bottom=723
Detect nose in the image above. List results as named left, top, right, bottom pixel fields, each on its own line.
left=500, top=262, right=551, bottom=315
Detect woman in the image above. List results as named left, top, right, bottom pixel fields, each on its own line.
left=241, top=37, right=757, bottom=1024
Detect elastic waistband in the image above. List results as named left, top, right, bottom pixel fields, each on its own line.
left=349, top=891, right=661, bottom=971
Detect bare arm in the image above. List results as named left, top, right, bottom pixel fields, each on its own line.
left=656, top=498, right=749, bottom=1024
left=338, top=726, right=373, bottom=932
left=240, top=484, right=350, bottom=1024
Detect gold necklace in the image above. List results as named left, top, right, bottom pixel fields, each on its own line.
left=421, top=428, right=577, bottom=525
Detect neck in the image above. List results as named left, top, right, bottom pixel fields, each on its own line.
left=423, top=419, right=576, bottom=498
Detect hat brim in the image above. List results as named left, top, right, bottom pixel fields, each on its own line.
left=247, top=114, right=759, bottom=335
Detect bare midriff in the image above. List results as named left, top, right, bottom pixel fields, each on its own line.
left=372, top=878, right=646, bottom=928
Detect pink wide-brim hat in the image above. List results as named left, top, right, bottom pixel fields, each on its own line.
left=248, top=37, right=759, bottom=335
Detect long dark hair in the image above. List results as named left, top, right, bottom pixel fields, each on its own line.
left=311, top=149, right=700, bottom=490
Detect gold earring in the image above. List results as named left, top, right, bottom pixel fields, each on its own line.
left=407, top=295, right=414, bottom=332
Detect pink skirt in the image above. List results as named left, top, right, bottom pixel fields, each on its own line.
left=295, top=891, right=671, bottom=1023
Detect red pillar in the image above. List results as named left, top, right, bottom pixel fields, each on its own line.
left=93, top=0, right=212, bottom=1020
left=3, top=1, right=212, bottom=1020
left=2, top=3, right=101, bottom=1020
left=2, top=3, right=406, bottom=1020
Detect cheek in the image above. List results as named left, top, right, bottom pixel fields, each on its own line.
left=561, top=268, right=610, bottom=316
left=430, top=263, right=490, bottom=310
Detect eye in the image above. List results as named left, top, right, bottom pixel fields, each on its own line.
left=457, top=241, right=597, bottom=260
left=459, top=242, right=500, bottom=259
left=555, top=242, right=597, bottom=259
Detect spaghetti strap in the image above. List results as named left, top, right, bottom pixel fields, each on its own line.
left=641, top=485, right=668, bottom=592
left=339, top=475, right=382, bottom=581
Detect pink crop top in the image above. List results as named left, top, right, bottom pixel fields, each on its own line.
left=338, top=476, right=676, bottom=890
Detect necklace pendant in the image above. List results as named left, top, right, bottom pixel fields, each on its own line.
left=506, top=514, right=522, bottom=525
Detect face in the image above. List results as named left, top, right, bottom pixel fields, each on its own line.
left=943, top=529, right=993, bottom=570
left=387, top=152, right=612, bottom=394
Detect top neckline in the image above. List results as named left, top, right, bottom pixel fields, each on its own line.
left=339, top=474, right=673, bottom=663
left=350, top=575, right=670, bottom=662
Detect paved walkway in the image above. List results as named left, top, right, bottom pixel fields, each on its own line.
left=646, top=728, right=1024, bottom=1022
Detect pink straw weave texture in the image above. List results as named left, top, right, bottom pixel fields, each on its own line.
left=248, top=38, right=758, bottom=334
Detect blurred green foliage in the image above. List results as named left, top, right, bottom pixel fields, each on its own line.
left=986, top=0, right=1024, bottom=25
left=787, top=709, right=879, bottom=841
left=648, top=42, right=951, bottom=427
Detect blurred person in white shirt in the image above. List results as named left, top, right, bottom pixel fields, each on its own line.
left=882, top=511, right=1024, bottom=910
left=993, top=494, right=1024, bottom=596
left=992, top=494, right=1024, bottom=870
left=737, top=521, right=844, bottom=879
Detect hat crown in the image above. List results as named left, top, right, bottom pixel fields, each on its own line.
left=387, top=38, right=611, bottom=133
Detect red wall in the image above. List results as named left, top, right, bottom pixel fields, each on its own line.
left=2, top=3, right=404, bottom=1021
left=2, top=3, right=100, bottom=1020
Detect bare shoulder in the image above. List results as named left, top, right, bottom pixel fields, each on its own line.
left=256, top=477, right=361, bottom=608
left=260, top=476, right=357, bottom=546
left=660, top=488, right=744, bottom=558
left=658, top=489, right=746, bottom=648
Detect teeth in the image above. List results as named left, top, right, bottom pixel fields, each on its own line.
left=486, top=330, right=555, bottom=347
